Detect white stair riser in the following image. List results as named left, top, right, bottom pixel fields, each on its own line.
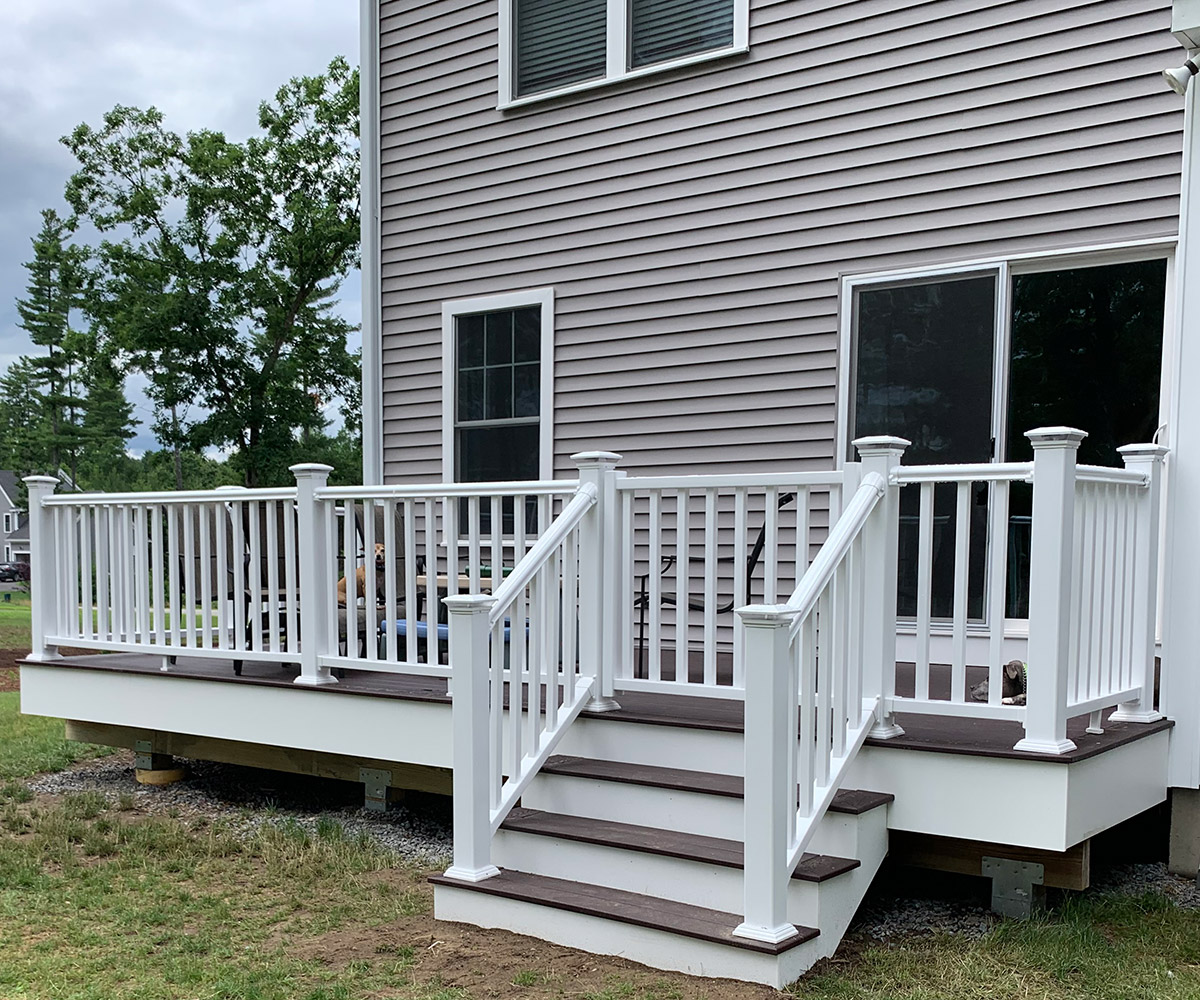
left=522, top=772, right=864, bottom=858
left=559, top=717, right=745, bottom=775
left=493, top=827, right=826, bottom=926
left=434, top=883, right=821, bottom=989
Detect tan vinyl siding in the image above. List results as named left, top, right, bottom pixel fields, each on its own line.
left=378, top=0, right=1182, bottom=482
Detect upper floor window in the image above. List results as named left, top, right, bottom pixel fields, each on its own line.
left=501, top=0, right=747, bottom=106
left=3, top=514, right=11, bottom=534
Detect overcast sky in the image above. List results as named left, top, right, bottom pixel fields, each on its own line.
left=0, top=0, right=361, bottom=455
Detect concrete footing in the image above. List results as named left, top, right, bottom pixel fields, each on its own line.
left=1169, top=787, right=1200, bottom=877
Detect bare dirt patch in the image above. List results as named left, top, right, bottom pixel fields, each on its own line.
left=296, top=910, right=783, bottom=999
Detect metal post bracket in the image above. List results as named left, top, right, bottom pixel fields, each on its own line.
left=983, top=856, right=1045, bottom=919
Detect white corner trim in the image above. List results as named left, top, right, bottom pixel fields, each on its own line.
left=359, top=0, right=384, bottom=486
left=441, top=287, right=556, bottom=484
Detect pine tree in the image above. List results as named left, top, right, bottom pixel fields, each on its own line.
left=15, top=209, right=89, bottom=482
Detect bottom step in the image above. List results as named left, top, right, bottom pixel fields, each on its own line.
left=432, top=869, right=823, bottom=988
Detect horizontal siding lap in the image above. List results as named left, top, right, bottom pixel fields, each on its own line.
left=378, top=0, right=1182, bottom=480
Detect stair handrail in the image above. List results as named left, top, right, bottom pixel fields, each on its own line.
left=487, top=481, right=597, bottom=628
left=443, top=456, right=619, bottom=884
left=735, top=439, right=909, bottom=945
left=785, top=472, right=885, bottom=636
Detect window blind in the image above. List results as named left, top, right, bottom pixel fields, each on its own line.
left=630, top=0, right=734, bottom=69
left=515, top=0, right=607, bottom=97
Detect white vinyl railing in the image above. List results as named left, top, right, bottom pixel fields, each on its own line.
left=1067, top=453, right=1164, bottom=728
left=615, top=472, right=844, bottom=698
left=444, top=452, right=615, bottom=883
left=892, top=462, right=1033, bottom=720
left=33, top=484, right=301, bottom=667
left=311, top=479, right=575, bottom=679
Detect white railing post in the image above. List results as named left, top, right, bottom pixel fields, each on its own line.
left=444, top=593, right=501, bottom=882
left=853, top=436, right=910, bottom=739
left=1110, top=443, right=1169, bottom=724
left=291, top=463, right=337, bottom=686
left=1015, top=427, right=1086, bottom=754
left=25, top=476, right=61, bottom=662
left=573, top=451, right=623, bottom=712
left=734, top=603, right=801, bottom=945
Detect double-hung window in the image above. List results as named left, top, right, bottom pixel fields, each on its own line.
left=501, top=0, right=748, bottom=105
left=443, top=289, right=555, bottom=530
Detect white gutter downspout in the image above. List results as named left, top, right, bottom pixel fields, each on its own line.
left=1162, top=24, right=1200, bottom=787
left=359, top=0, right=384, bottom=485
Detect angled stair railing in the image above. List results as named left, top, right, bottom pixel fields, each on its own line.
left=443, top=453, right=621, bottom=883
left=735, top=436, right=909, bottom=945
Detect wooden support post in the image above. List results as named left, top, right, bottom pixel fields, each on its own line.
left=24, top=476, right=61, bottom=662
left=734, top=604, right=800, bottom=945
left=1111, top=443, right=1169, bottom=723
left=444, top=593, right=500, bottom=882
left=853, top=436, right=910, bottom=739
left=573, top=451, right=623, bottom=712
left=291, top=463, right=337, bottom=686
left=1016, top=427, right=1085, bottom=754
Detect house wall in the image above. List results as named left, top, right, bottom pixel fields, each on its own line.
left=377, top=0, right=1183, bottom=482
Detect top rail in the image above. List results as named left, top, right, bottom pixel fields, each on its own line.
left=1075, top=465, right=1148, bottom=486
left=785, top=473, right=885, bottom=636
left=617, top=471, right=844, bottom=491
left=894, top=463, right=1033, bottom=484
left=487, top=482, right=597, bottom=627
left=44, top=487, right=297, bottom=505
left=317, top=480, right=579, bottom=500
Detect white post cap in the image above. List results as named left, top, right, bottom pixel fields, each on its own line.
left=852, top=436, right=911, bottom=457
left=1025, top=426, right=1087, bottom=448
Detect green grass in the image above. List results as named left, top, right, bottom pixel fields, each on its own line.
left=0, top=591, right=32, bottom=650
left=0, top=795, right=438, bottom=1000
left=792, top=892, right=1200, bottom=999
left=0, top=692, right=114, bottom=783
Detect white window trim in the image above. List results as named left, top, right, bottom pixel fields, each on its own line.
left=834, top=236, right=1179, bottom=469
left=497, top=0, right=749, bottom=109
left=441, top=287, right=555, bottom=485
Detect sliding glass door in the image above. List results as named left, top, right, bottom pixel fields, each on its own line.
left=849, top=256, right=1167, bottom=623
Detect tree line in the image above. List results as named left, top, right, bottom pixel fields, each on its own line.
left=1, top=57, right=362, bottom=497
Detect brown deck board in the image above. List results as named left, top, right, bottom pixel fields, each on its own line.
left=500, top=807, right=859, bottom=883
left=23, top=653, right=1172, bottom=764
left=430, top=869, right=819, bottom=955
left=541, top=756, right=894, bottom=815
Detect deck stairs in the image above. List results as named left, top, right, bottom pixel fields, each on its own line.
left=432, top=709, right=893, bottom=989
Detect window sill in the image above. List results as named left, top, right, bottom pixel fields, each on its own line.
left=498, top=44, right=749, bottom=111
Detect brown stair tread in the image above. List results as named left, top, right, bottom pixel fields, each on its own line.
left=430, top=868, right=819, bottom=955
left=500, top=808, right=860, bottom=882
left=542, top=756, right=894, bottom=815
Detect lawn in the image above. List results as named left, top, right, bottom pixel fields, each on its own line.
left=5, top=604, right=1200, bottom=999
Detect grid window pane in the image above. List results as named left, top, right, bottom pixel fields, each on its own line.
left=485, top=367, right=514, bottom=420
left=513, top=307, right=540, bottom=362
left=458, top=368, right=485, bottom=422
left=485, top=312, right=514, bottom=366
left=514, top=362, right=540, bottom=418
left=457, top=315, right=485, bottom=367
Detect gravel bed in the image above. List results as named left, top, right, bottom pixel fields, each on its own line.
left=848, top=860, right=1200, bottom=942
left=26, top=752, right=452, bottom=866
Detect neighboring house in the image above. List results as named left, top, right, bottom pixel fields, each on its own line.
left=0, top=471, right=29, bottom=563
left=17, top=0, right=1200, bottom=987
